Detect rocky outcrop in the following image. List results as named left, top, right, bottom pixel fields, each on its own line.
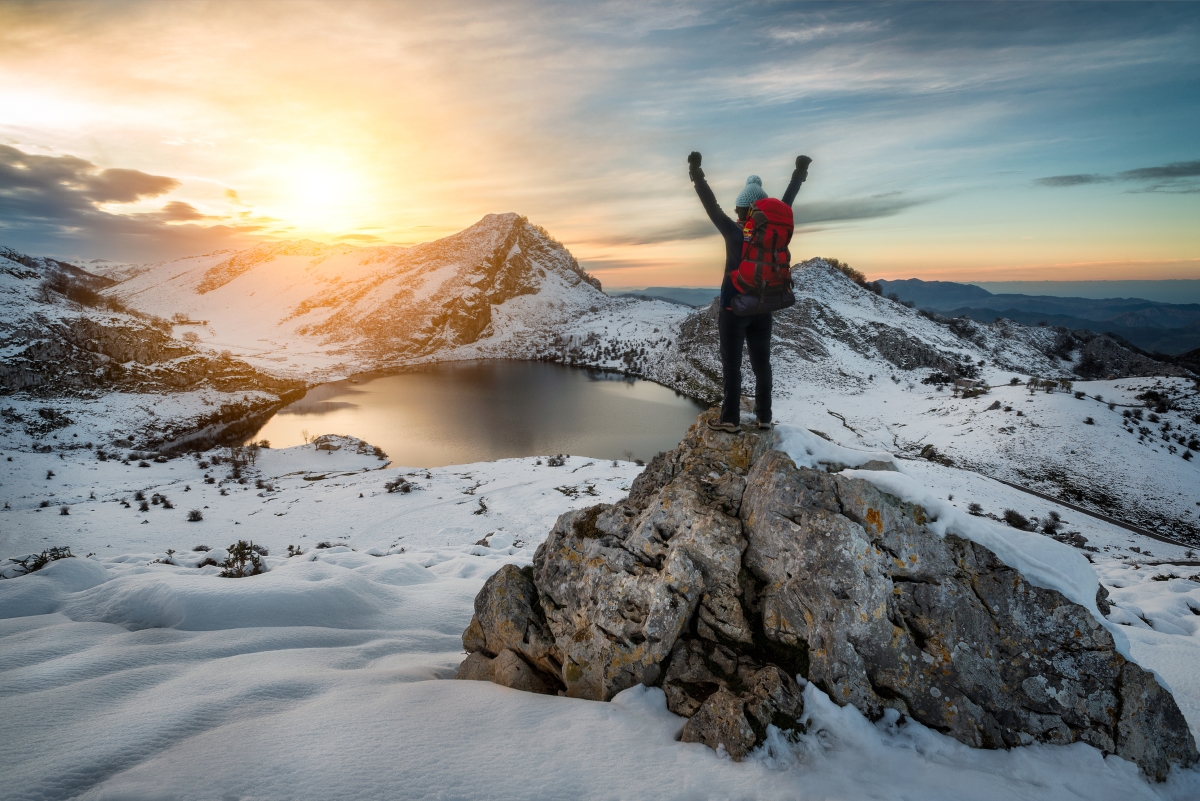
left=457, top=410, right=1198, bottom=779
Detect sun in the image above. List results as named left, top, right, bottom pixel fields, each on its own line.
left=266, top=158, right=370, bottom=236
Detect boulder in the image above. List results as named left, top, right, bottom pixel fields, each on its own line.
left=455, top=410, right=1198, bottom=778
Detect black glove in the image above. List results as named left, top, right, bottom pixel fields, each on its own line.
left=794, top=154, right=812, bottom=182
left=688, top=151, right=704, bottom=181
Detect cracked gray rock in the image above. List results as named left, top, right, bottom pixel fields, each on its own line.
left=456, top=409, right=1198, bottom=778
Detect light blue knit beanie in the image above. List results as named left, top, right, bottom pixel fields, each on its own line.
left=735, top=175, right=768, bottom=209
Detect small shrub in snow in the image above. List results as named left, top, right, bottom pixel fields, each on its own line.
left=1148, top=413, right=1160, bottom=423
left=59, top=505, right=69, bottom=515
left=1009, top=377, right=1021, bottom=385
left=385, top=477, right=413, bottom=493
left=1184, top=451, right=1194, bottom=461
left=315, top=541, right=335, bottom=549
left=219, top=540, right=266, bottom=578
left=134, top=490, right=145, bottom=501
left=546, top=454, right=566, bottom=467
left=197, top=557, right=219, bottom=568
left=46, top=470, right=55, bottom=479
left=1003, top=509, right=1032, bottom=530
left=635, top=458, right=645, bottom=466
left=287, top=545, right=303, bottom=557
left=1073, top=391, right=1085, bottom=399
left=1084, top=417, right=1095, bottom=425
left=2, top=546, right=73, bottom=578
left=138, top=460, right=150, bottom=468
left=193, top=544, right=211, bottom=552
left=967, top=503, right=983, bottom=516
left=1108, top=402, right=1116, bottom=410
left=187, top=509, right=203, bottom=522
left=139, top=501, right=150, bottom=512
left=39, top=500, right=50, bottom=508
left=204, top=476, right=215, bottom=484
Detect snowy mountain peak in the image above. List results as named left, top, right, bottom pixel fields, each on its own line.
left=100, top=214, right=604, bottom=376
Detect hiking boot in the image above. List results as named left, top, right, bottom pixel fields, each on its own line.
left=755, top=419, right=774, bottom=430
left=707, top=420, right=740, bottom=433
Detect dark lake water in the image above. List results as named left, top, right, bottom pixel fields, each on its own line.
left=247, top=361, right=707, bottom=467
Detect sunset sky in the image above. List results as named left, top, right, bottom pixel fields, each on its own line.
left=1, top=1, right=1197, bottom=286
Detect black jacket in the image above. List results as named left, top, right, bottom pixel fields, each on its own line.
left=692, top=170, right=804, bottom=310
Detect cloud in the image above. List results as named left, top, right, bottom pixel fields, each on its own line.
left=793, top=193, right=932, bottom=227
left=591, top=219, right=716, bottom=247
left=1036, top=159, right=1200, bottom=192
left=590, top=191, right=932, bottom=247
left=1117, top=160, right=1200, bottom=181
left=1034, top=174, right=1112, bottom=187
left=334, top=233, right=385, bottom=243
left=0, top=144, right=258, bottom=260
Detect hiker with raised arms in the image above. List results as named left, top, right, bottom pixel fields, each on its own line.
left=688, top=152, right=812, bottom=433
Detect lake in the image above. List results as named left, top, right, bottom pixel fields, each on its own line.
left=246, top=361, right=707, bottom=467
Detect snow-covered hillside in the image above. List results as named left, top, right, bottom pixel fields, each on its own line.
left=4, top=217, right=1200, bottom=796
left=101, top=214, right=610, bottom=379
left=4, top=434, right=1200, bottom=799
left=10, top=226, right=1200, bottom=542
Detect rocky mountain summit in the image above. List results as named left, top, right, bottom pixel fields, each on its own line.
left=456, top=410, right=1197, bottom=780
left=100, top=213, right=606, bottom=375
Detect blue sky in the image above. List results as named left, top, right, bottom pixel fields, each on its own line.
left=0, top=1, right=1197, bottom=285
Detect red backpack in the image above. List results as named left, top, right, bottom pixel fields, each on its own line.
left=729, top=197, right=796, bottom=316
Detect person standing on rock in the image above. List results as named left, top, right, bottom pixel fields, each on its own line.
left=688, top=152, right=811, bottom=432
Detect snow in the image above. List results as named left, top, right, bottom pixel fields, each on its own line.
left=4, top=236, right=1200, bottom=797
left=4, top=440, right=1200, bottom=799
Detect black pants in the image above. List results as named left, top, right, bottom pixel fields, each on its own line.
left=718, top=308, right=772, bottom=425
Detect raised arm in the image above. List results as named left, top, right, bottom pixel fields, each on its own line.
left=688, top=152, right=740, bottom=239
left=781, top=155, right=812, bottom=206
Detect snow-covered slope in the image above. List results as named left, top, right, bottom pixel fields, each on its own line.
left=0, top=246, right=305, bottom=450
left=3, top=437, right=1200, bottom=799
left=102, top=214, right=609, bottom=379
left=14, top=230, right=1200, bottom=540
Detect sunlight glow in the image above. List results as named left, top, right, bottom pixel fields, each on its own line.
left=269, top=161, right=369, bottom=235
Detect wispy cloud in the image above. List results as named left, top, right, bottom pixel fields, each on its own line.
left=1036, top=159, right=1200, bottom=193
left=1034, top=174, right=1112, bottom=187
left=793, top=193, right=932, bottom=228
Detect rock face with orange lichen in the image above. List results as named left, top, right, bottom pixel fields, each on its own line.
left=456, top=409, right=1197, bottom=779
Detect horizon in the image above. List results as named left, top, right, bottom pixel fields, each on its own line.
left=2, top=1, right=1198, bottom=286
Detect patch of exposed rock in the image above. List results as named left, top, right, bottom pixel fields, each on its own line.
left=457, top=410, right=1198, bottom=779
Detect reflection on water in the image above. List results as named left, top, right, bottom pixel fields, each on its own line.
left=247, top=361, right=707, bottom=467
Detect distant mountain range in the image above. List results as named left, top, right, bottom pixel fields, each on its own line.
left=878, top=278, right=1200, bottom=356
